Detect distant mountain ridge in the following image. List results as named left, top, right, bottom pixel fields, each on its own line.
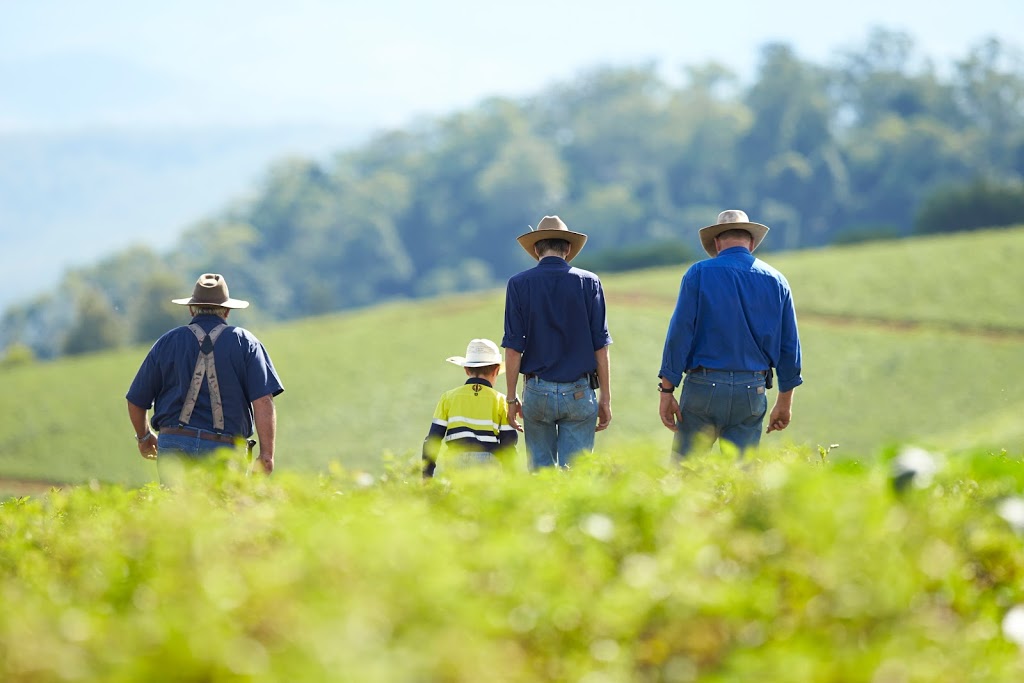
left=0, top=123, right=365, bottom=308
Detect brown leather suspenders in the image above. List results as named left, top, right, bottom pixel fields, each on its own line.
left=178, top=323, right=228, bottom=431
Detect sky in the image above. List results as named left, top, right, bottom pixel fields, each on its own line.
left=2, top=0, right=1022, bottom=133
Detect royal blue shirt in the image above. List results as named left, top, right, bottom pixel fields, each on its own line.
left=659, top=247, right=803, bottom=392
left=126, top=315, right=284, bottom=437
left=502, top=256, right=612, bottom=382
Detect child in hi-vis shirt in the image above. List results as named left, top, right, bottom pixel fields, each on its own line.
left=422, top=339, right=519, bottom=478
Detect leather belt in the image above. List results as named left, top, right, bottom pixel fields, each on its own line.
left=159, top=426, right=236, bottom=444
left=524, top=372, right=589, bottom=382
left=689, top=367, right=767, bottom=376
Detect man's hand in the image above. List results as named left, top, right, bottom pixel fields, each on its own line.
left=507, top=400, right=524, bottom=432
left=257, top=448, right=274, bottom=474
left=766, top=390, right=794, bottom=433
left=596, top=398, right=612, bottom=432
left=659, top=392, right=680, bottom=432
left=252, top=395, right=277, bottom=473
left=136, top=433, right=158, bottom=460
left=766, top=404, right=791, bottom=433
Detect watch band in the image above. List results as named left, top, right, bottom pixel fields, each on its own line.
left=657, top=383, right=675, bottom=394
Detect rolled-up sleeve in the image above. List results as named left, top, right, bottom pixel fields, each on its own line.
left=659, top=272, right=698, bottom=387
left=590, top=279, right=612, bottom=350
left=126, top=349, right=159, bottom=409
left=776, top=290, right=803, bottom=392
left=502, top=281, right=526, bottom=352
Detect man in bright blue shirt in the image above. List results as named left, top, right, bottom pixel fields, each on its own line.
left=658, top=210, right=802, bottom=457
left=503, top=216, right=613, bottom=469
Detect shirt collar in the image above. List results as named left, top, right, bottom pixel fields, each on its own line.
left=717, top=246, right=752, bottom=257
left=190, top=314, right=227, bottom=324
left=464, top=377, right=493, bottom=388
left=537, top=256, right=570, bottom=268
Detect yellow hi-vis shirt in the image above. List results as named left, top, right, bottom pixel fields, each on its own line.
left=422, top=378, right=518, bottom=475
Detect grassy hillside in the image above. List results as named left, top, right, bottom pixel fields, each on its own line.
left=2, top=449, right=1024, bottom=681
left=2, top=227, right=1023, bottom=486
left=621, top=225, right=1024, bottom=332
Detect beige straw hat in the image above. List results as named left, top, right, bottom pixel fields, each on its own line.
left=516, top=215, right=588, bottom=262
left=171, top=273, right=250, bottom=309
left=446, top=338, right=504, bottom=371
left=698, top=210, right=770, bottom=258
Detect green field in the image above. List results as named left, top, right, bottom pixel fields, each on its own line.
left=1, top=227, right=1023, bottom=487
left=3, top=228, right=1024, bottom=681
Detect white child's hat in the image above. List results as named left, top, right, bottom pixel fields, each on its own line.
left=446, top=338, right=504, bottom=370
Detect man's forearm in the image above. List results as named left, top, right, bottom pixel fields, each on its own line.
left=252, top=395, right=277, bottom=454
left=127, top=401, right=151, bottom=438
left=595, top=346, right=611, bottom=402
left=775, top=389, right=794, bottom=408
left=504, top=348, right=522, bottom=398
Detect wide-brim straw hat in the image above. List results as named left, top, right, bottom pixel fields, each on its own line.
left=699, top=210, right=770, bottom=258
left=446, top=338, right=504, bottom=372
left=516, top=215, right=588, bottom=263
left=171, top=273, right=250, bottom=309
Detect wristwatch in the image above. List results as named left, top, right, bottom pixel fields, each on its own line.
left=508, top=396, right=521, bottom=406
left=657, top=382, right=675, bottom=394
left=135, top=432, right=154, bottom=442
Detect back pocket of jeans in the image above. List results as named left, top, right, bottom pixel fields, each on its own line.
left=681, top=377, right=715, bottom=417
left=564, top=387, right=598, bottom=422
left=523, top=385, right=553, bottom=423
left=746, top=382, right=768, bottom=418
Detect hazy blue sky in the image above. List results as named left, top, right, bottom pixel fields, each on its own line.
left=2, top=0, right=1021, bottom=133
left=0, top=0, right=1020, bottom=310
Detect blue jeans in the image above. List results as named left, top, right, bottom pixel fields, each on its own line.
left=156, top=431, right=237, bottom=484
left=673, top=369, right=768, bottom=458
left=521, top=376, right=598, bottom=469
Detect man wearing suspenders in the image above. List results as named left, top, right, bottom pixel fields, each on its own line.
left=126, top=273, right=284, bottom=481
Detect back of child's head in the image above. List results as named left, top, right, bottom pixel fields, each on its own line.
left=465, top=364, right=501, bottom=378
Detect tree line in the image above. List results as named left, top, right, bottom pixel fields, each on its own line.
left=3, top=28, right=1024, bottom=361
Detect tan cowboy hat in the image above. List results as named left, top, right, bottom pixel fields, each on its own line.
left=171, top=273, right=250, bottom=309
left=516, top=215, right=588, bottom=263
left=699, top=210, right=770, bottom=258
left=446, top=338, right=504, bottom=372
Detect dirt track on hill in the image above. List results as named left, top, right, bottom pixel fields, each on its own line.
left=0, top=478, right=68, bottom=497
left=799, top=311, right=1024, bottom=341
left=607, top=291, right=1024, bottom=341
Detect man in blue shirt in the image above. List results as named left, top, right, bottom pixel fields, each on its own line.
left=503, top=216, right=613, bottom=470
left=126, top=273, right=284, bottom=480
left=658, top=210, right=802, bottom=457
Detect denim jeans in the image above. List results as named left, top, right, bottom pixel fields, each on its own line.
left=672, top=369, right=768, bottom=458
left=156, top=431, right=236, bottom=485
left=521, top=375, right=598, bottom=469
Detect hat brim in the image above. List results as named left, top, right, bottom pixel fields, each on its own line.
left=171, top=297, right=250, bottom=309
left=446, top=356, right=505, bottom=373
left=516, top=229, right=588, bottom=263
left=698, top=222, right=769, bottom=258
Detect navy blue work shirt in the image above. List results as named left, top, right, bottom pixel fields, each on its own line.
left=126, top=314, right=284, bottom=437
left=659, top=246, right=803, bottom=392
left=502, top=256, right=613, bottom=382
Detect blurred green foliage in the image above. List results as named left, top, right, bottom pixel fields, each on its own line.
left=2, top=447, right=1024, bottom=681
left=915, top=178, right=1024, bottom=235
left=574, top=241, right=699, bottom=273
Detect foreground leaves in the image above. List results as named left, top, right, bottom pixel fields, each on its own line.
left=1, top=446, right=1023, bottom=682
